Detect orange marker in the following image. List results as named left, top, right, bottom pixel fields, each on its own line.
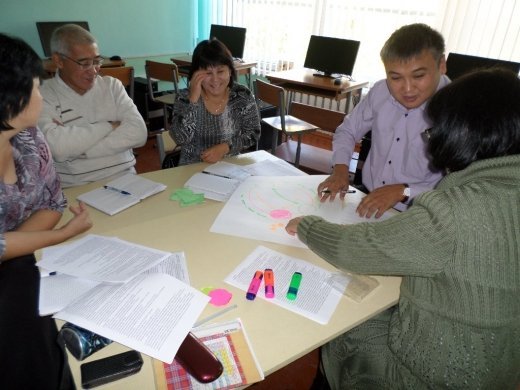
left=264, top=269, right=275, bottom=298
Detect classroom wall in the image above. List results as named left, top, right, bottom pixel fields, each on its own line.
left=0, top=0, right=197, bottom=58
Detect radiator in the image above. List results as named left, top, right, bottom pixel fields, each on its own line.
left=290, top=89, right=364, bottom=113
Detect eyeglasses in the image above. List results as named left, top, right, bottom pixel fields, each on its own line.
left=59, top=53, right=103, bottom=70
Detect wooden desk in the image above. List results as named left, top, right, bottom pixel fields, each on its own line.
left=42, top=57, right=126, bottom=79
left=57, top=150, right=400, bottom=389
left=266, top=69, right=369, bottom=113
left=171, top=55, right=257, bottom=89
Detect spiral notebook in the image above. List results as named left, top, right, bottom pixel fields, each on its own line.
left=77, top=174, right=167, bottom=215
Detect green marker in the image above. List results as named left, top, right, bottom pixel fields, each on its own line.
left=286, top=272, right=302, bottom=300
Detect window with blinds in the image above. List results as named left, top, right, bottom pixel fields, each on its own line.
left=207, top=0, right=520, bottom=83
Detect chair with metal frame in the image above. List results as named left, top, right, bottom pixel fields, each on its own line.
left=144, top=60, right=180, bottom=131
left=155, top=129, right=181, bottom=168
left=98, top=66, right=135, bottom=100
left=254, top=79, right=319, bottom=168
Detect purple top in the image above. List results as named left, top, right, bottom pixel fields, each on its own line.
left=0, top=127, right=66, bottom=257
left=332, top=76, right=450, bottom=210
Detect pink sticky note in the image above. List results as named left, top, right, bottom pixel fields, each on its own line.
left=208, top=288, right=233, bottom=306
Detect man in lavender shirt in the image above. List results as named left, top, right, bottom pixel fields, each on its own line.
left=318, top=23, right=449, bottom=218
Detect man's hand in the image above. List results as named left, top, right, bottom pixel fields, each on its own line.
left=201, top=143, right=230, bottom=163
left=317, top=164, right=350, bottom=202
left=356, top=184, right=405, bottom=218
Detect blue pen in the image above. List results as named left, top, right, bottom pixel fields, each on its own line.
left=103, top=185, right=132, bottom=196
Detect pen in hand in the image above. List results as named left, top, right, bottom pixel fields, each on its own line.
left=103, top=186, right=132, bottom=196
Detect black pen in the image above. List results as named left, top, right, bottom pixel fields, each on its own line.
left=321, top=189, right=356, bottom=194
left=104, top=185, right=132, bottom=196
left=202, top=171, right=231, bottom=179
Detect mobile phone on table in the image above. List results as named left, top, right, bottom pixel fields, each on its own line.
left=81, top=350, right=143, bottom=388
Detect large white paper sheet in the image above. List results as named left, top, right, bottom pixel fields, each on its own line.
left=54, top=273, right=210, bottom=363
left=243, top=159, right=308, bottom=177
left=211, top=175, right=391, bottom=248
left=224, top=246, right=350, bottom=324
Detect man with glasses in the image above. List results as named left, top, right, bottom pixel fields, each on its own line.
left=39, top=24, right=146, bottom=187
left=318, top=24, right=449, bottom=218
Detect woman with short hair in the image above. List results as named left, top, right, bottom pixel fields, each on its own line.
left=170, top=38, right=260, bottom=166
left=0, top=33, right=92, bottom=389
left=287, top=68, right=520, bottom=389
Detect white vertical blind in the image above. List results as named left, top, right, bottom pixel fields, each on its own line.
left=439, top=0, right=520, bottom=61
left=209, top=0, right=520, bottom=82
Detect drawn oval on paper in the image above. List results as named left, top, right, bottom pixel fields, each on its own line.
left=269, top=209, right=292, bottom=219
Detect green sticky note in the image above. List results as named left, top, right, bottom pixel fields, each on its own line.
left=170, top=188, right=205, bottom=206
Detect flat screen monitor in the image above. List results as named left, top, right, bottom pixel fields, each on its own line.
left=209, top=24, right=246, bottom=60
left=304, top=35, right=360, bottom=78
left=446, top=52, right=520, bottom=80
left=37, top=21, right=90, bottom=57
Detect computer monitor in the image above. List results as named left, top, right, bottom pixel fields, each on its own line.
left=36, top=21, right=90, bottom=58
left=446, top=52, right=520, bottom=80
left=304, top=35, right=360, bottom=78
left=209, top=24, right=247, bottom=60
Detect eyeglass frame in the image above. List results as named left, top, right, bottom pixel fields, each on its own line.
left=421, top=127, right=432, bottom=143
left=59, top=53, right=104, bottom=70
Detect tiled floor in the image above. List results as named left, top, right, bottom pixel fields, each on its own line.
left=134, top=134, right=325, bottom=389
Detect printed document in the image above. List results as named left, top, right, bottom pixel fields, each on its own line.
left=39, top=251, right=190, bottom=315
left=54, top=273, right=210, bottom=363
left=39, top=274, right=100, bottom=316
left=37, top=234, right=170, bottom=283
left=224, top=246, right=350, bottom=324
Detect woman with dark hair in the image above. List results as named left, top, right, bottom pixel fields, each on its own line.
left=170, top=38, right=260, bottom=165
left=0, top=33, right=92, bottom=389
left=286, top=68, right=520, bottom=389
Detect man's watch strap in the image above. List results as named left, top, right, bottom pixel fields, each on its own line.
left=402, top=184, right=410, bottom=203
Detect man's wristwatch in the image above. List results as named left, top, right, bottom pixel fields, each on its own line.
left=402, top=184, right=410, bottom=203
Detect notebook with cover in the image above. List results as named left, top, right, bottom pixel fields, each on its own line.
left=153, top=318, right=264, bottom=389
left=184, top=172, right=240, bottom=202
left=77, top=174, right=167, bottom=215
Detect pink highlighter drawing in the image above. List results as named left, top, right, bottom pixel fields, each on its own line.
left=246, top=271, right=263, bottom=300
